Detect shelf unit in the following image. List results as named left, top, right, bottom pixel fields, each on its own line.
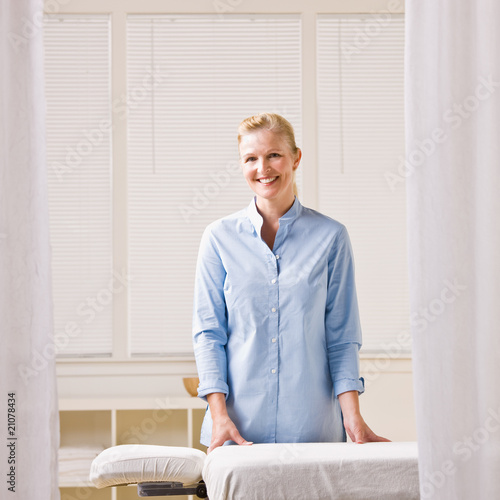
left=59, top=397, right=207, bottom=500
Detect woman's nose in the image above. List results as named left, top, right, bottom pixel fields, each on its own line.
left=257, top=158, right=270, bottom=174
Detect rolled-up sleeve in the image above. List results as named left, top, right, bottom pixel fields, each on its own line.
left=325, top=225, right=365, bottom=398
left=192, top=225, right=229, bottom=402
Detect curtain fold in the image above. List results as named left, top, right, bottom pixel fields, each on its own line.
left=0, top=1, right=60, bottom=499
left=406, top=1, right=500, bottom=498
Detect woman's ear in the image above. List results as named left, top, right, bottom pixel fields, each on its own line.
left=293, top=148, right=302, bottom=169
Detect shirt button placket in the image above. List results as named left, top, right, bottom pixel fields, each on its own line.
left=269, top=251, right=280, bottom=442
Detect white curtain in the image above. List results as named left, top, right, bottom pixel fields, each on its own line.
left=0, top=1, right=60, bottom=499
left=406, top=1, right=500, bottom=499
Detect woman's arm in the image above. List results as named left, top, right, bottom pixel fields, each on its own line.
left=325, top=226, right=389, bottom=442
left=325, top=226, right=365, bottom=397
left=206, top=393, right=253, bottom=453
left=193, top=226, right=230, bottom=402
left=338, top=390, right=390, bottom=443
left=193, top=226, right=251, bottom=452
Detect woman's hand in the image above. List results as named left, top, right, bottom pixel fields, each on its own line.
left=208, top=415, right=253, bottom=453
left=338, top=390, right=391, bottom=444
left=206, top=392, right=253, bottom=453
left=342, top=413, right=391, bottom=444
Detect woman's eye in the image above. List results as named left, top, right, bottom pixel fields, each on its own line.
left=270, top=153, right=281, bottom=158
left=245, top=157, right=256, bottom=163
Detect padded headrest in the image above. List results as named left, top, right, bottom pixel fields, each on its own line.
left=89, top=444, right=206, bottom=488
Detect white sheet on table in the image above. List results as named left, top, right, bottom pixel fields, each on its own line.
left=202, top=442, right=419, bottom=500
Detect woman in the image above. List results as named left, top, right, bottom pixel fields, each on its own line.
left=193, top=113, right=389, bottom=452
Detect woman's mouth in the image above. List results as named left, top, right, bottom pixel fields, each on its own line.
left=257, top=176, right=278, bottom=185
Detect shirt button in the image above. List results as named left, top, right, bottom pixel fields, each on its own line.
left=271, top=278, right=276, bottom=284
left=271, top=307, right=276, bottom=313
left=275, top=254, right=280, bottom=259
left=272, top=338, right=277, bottom=343
left=271, top=369, right=276, bottom=374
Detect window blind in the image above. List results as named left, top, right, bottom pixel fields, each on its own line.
left=317, top=15, right=410, bottom=352
left=127, top=14, right=302, bottom=355
left=44, top=14, right=113, bottom=356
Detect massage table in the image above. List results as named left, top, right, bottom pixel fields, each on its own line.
left=90, top=442, right=419, bottom=499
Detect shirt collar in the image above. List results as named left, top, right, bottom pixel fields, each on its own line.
left=246, top=195, right=302, bottom=234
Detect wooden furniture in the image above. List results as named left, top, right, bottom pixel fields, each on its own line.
left=59, top=397, right=207, bottom=500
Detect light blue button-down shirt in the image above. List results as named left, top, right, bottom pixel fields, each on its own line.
left=193, top=196, right=364, bottom=447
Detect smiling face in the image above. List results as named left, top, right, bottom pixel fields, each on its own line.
left=239, top=129, right=301, bottom=206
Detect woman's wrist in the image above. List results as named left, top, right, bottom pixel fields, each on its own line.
left=206, top=392, right=230, bottom=421
left=338, top=390, right=362, bottom=419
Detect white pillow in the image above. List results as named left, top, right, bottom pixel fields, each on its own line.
left=89, top=444, right=206, bottom=488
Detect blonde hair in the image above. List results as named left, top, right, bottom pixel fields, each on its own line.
left=238, top=113, right=299, bottom=197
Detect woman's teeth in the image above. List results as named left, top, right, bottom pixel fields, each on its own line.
left=258, top=177, right=277, bottom=184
